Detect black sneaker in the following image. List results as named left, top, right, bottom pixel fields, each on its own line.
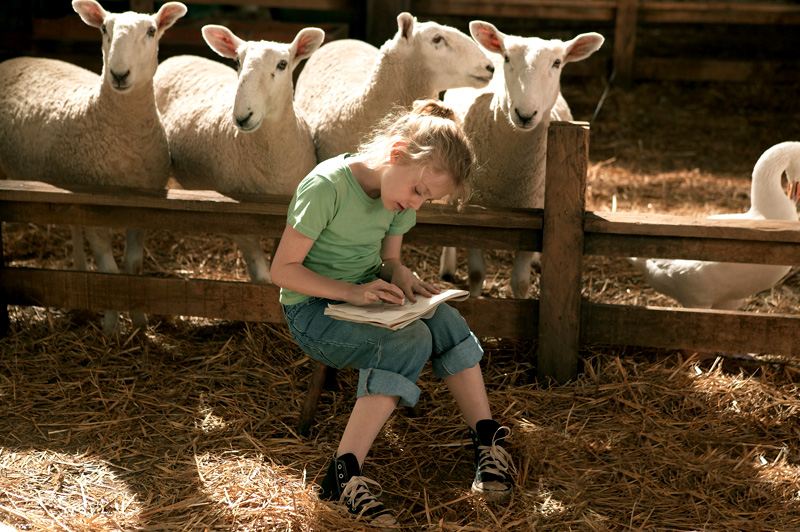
left=319, top=452, right=397, bottom=527
left=469, top=419, right=515, bottom=502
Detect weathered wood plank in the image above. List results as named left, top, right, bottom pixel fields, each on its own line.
left=581, top=302, right=800, bottom=357
left=0, top=180, right=539, bottom=227
left=639, top=1, right=800, bottom=25
left=538, top=122, right=590, bottom=383
left=584, top=211, right=800, bottom=263
left=586, top=211, right=800, bottom=241
left=0, top=268, right=538, bottom=339
left=450, top=297, right=538, bottom=339
left=585, top=233, right=800, bottom=265
left=613, top=0, right=640, bottom=84
left=0, top=180, right=544, bottom=249
left=0, top=181, right=291, bottom=212
left=635, top=58, right=800, bottom=84
left=405, top=224, right=542, bottom=252
left=0, top=202, right=289, bottom=238
left=166, top=0, right=351, bottom=8
left=414, top=0, right=800, bottom=25
left=413, top=0, right=617, bottom=21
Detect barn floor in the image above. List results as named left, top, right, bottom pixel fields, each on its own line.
left=2, top=76, right=800, bottom=531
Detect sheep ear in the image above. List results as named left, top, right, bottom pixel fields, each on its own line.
left=154, top=2, right=187, bottom=36
left=397, top=12, right=415, bottom=41
left=469, top=20, right=505, bottom=55
left=202, top=24, right=244, bottom=59
left=291, top=28, right=325, bottom=66
left=563, top=32, right=605, bottom=64
left=72, top=0, right=107, bottom=29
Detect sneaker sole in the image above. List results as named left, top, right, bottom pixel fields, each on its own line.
left=471, top=483, right=512, bottom=503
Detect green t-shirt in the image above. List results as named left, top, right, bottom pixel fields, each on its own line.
left=279, top=154, right=417, bottom=305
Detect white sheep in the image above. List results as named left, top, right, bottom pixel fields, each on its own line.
left=154, top=25, right=325, bottom=285
left=294, top=12, right=496, bottom=162
left=439, top=21, right=604, bottom=298
left=0, top=0, right=187, bottom=334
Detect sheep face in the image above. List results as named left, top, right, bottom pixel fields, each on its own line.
left=73, top=0, right=186, bottom=93
left=470, top=21, right=604, bottom=131
left=203, top=25, right=324, bottom=132
left=396, top=13, right=494, bottom=94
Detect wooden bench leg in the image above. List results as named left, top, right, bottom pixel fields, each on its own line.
left=405, top=404, right=422, bottom=418
left=298, top=361, right=333, bottom=436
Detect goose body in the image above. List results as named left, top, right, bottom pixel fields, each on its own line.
left=629, top=141, right=800, bottom=310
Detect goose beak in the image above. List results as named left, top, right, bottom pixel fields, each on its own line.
left=789, top=181, right=800, bottom=205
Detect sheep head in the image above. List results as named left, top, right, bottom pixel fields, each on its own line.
left=393, top=12, right=495, bottom=95
left=470, top=20, right=604, bottom=131
left=203, top=25, right=325, bottom=132
left=73, top=0, right=186, bottom=93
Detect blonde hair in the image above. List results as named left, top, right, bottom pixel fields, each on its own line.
left=357, top=99, right=475, bottom=205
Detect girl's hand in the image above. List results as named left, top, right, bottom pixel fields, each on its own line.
left=390, top=263, right=440, bottom=303
left=348, top=279, right=406, bottom=306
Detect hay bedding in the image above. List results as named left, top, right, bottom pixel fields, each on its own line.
left=2, top=78, right=800, bottom=531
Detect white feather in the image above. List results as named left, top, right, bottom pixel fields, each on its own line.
left=629, top=141, right=800, bottom=310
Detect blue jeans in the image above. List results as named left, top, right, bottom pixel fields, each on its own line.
left=282, top=298, right=484, bottom=407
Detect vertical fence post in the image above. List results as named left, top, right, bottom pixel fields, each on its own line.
left=537, top=121, right=590, bottom=383
left=613, top=0, right=640, bottom=85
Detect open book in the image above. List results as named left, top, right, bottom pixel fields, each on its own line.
left=324, top=289, right=470, bottom=330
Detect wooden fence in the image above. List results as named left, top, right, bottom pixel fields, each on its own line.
left=2, top=121, right=800, bottom=383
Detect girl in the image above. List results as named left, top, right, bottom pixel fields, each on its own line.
left=271, top=99, right=514, bottom=526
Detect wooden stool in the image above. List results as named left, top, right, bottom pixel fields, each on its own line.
left=298, top=360, right=423, bottom=436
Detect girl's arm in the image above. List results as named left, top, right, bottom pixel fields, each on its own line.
left=379, top=234, right=441, bottom=303
left=271, top=223, right=406, bottom=306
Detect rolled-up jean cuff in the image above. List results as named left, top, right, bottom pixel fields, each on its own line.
left=431, top=332, right=484, bottom=379
left=358, top=368, right=421, bottom=407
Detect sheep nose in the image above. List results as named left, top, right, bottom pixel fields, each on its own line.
left=514, top=108, right=537, bottom=126
left=111, top=69, right=130, bottom=85
left=236, top=111, right=253, bottom=128
left=486, top=63, right=495, bottom=74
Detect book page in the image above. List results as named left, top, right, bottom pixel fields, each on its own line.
left=324, top=289, right=469, bottom=329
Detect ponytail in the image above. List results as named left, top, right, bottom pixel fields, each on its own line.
left=357, top=99, right=474, bottom=205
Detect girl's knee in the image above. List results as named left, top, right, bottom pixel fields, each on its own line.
left=395, top=320, right=433, bottom=352
left=379, top=321, right=433, bottom=375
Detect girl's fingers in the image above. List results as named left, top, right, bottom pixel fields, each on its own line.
left=379, top=286, right=405, bottom=305
left=403, top=288, right=418, bottom=304
left=363, top=291, right=380, bottom=304
left=416, top=281, right=439, bottom=295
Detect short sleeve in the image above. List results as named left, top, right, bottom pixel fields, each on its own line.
left=386, top=208, right=416, bottom=236
left=287, top=174, right=337, bottom=240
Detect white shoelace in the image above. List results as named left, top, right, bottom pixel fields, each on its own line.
left=477, top=426, right=517, bottom=478
left=339, top=475, right=387, bottom=516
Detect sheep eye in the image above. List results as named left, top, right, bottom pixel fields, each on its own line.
left=277, top=60, right=288, bottom=71
left=432, top=35, right=443, bottom=44
left=552, top=59, right=561, bottom=68
left=101, top=24, right=107, bottom=34
left=504, top=55, right=509, bottom=63
left=233, top=58, right=241, bottom=70
left=147, top=27, right=156, bottom=38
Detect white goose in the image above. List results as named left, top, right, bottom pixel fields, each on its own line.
left=629, top=141, right=800, bottom=310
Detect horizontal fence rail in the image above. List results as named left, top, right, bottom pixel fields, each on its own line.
left=2, top=122, right=800, bottom=381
